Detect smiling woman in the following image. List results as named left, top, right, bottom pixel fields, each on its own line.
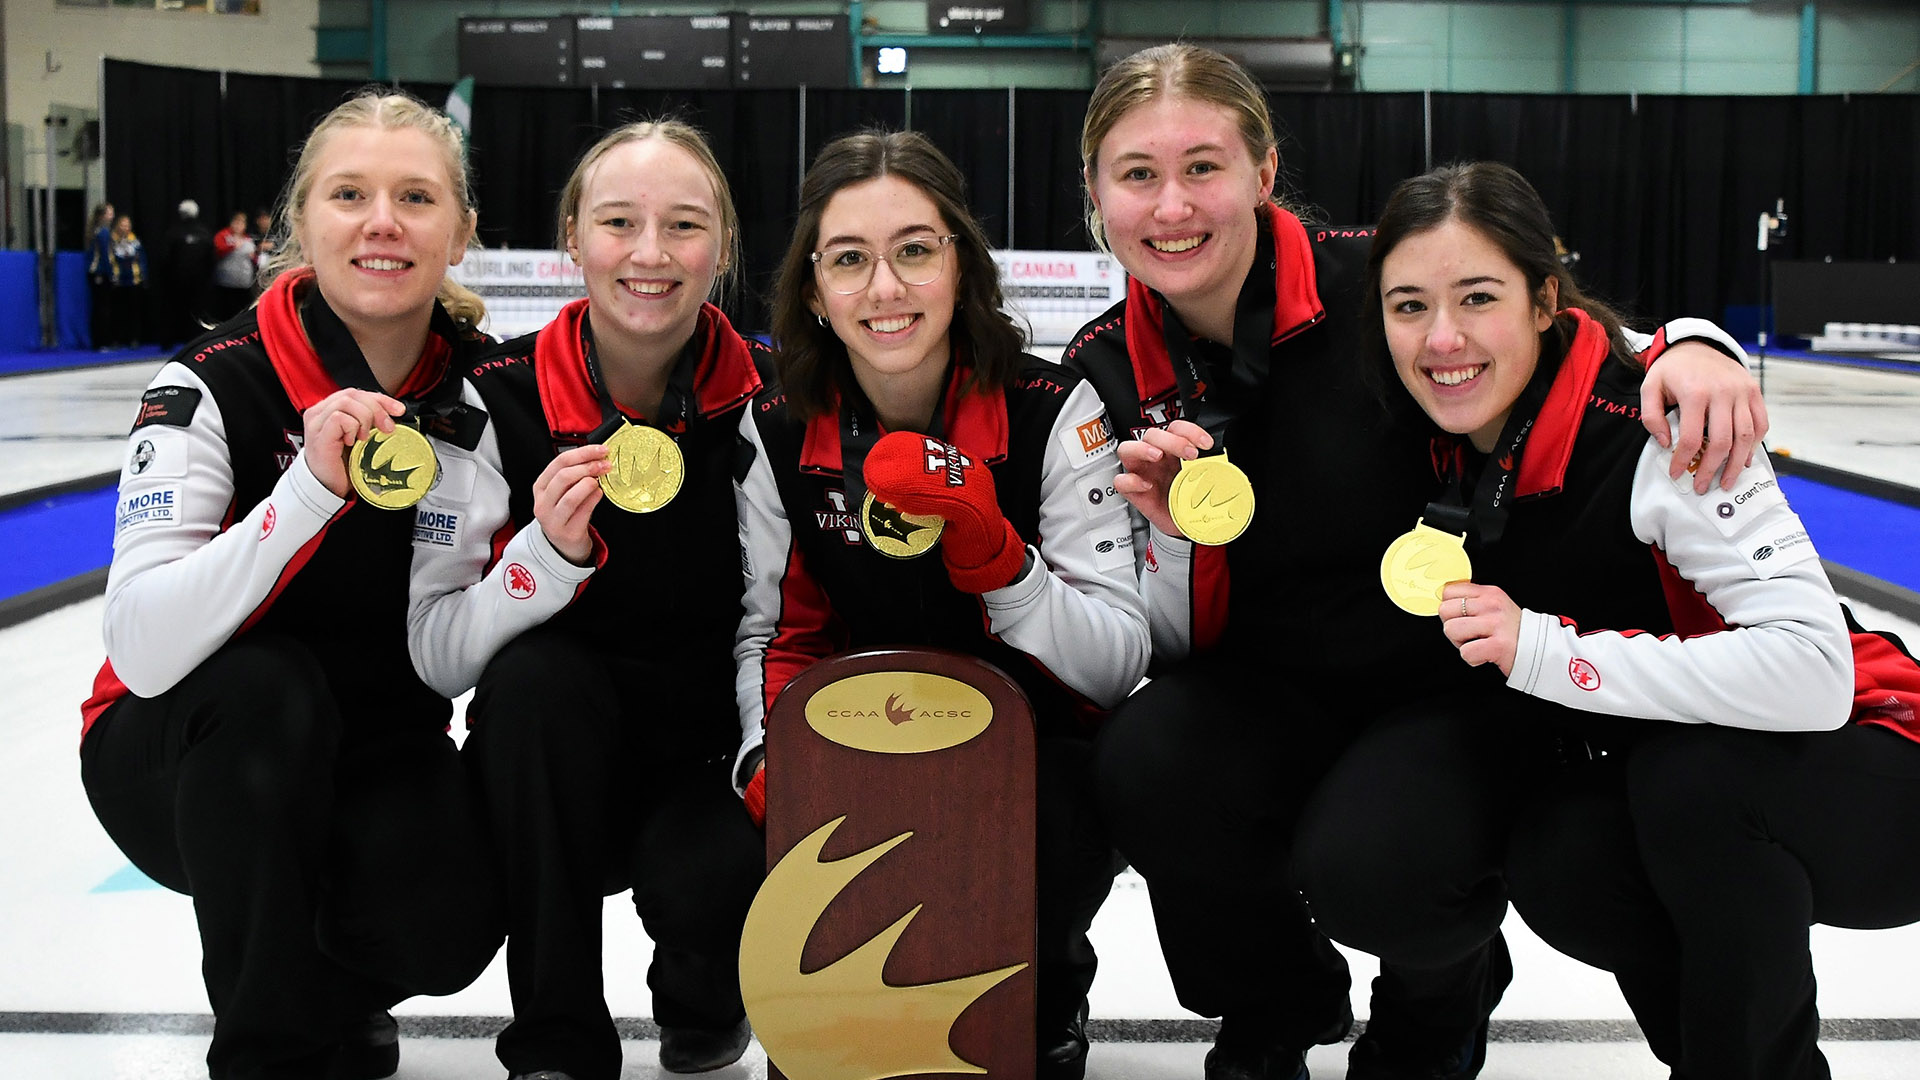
left=76, top=89, right=504, bottom=1080
left=733, top=128, right=1150, bottom=1080
left=1056, top=43, right=1781, bottom=1080
left=402, top=118, right=777, bottom=1080
left=1362, top=160, right=1920, bottom=1080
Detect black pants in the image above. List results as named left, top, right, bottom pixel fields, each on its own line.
left=1034, top=734, right=1127, bottom=1035
left=80, top=635, right=502, bottom=1080
left=464, top=628, right=765, bottom=1080
left=1292, top=700, right=1555, bottom=1052
left=1509, top=722, right=1920, bottom=1080
left=1091, top=653, right=1355, bottom=1049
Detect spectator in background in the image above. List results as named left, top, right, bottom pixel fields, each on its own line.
left=211, top=210, right=257, bottom=322
left=87, top=201, right=116, bottom=349
left=94, top=214, right=148, bottom=348
left=253, top=208, right=280, bottom=278
left=158, top=199, right=214, bottom=346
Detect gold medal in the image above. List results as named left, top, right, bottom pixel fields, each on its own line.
left=599, top=422, right=685, bottom=513
left=1380, top=517, right=1474, bottom=616
left=1166, top=452, right=1255, bottom=546
left=348, top=424, right=438, bottom=510
left=861, top=491, right=944, bottom=559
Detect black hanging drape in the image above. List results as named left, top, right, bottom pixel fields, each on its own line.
left=1012, top=89, right=1094, bottom=251
left=1268, top=91, right=1428, bottom=228
left=108, top=59, right=1920, bottom=337
left=911, top=89, right=1013, bottom=247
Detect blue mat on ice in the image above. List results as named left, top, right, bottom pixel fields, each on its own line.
left=0, top=487, right=115, bottom=598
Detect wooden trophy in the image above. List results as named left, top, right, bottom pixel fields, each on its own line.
left=739, top=647, right=1038, bottom=1080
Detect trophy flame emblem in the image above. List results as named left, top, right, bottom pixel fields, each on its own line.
left=739, top=816, right=1027, bottom=1080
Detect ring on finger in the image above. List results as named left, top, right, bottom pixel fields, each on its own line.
left=1460, top=596, right=1469, bottom=618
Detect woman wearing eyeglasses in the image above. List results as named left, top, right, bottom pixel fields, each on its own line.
left=732, top=129, right=1149, bottom=1080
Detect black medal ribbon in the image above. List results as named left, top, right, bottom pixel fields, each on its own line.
left=1421, top=339, right=1565, bottom=547
left=574, top=318, right=698, bottom=446
left=837, top=372, right=953, bottom=533
left=299, top=287, right=487, bottom=451
left=1154, top=216, right=1277, bottom=455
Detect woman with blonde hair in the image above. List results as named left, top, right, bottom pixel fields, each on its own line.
left=407, top=118, right=772, bottom=1080
left=79, top=89, right=502, bottom=1080
left=1062, top=43, right=1767, bottom=1080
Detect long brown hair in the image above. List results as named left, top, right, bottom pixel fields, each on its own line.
left=771, top=129, right=1024, bottom=423
left=259, top=89, right=486, bottom=328
left=1363, top=161, right=1636, bottom=389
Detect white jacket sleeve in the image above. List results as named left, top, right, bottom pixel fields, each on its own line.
left=1140, top=526, right=1196, bottom=663
left=1641, top=317, right=1751, bottom=369
left=405, top=381, right=598, bottom=698
left=1507, top=430, right=1853, bottom=730
left=731, top=408, right=803, bottom=790
left=102, top=363, right=348, bottom=697
left=982, top=381, right=1151, bottom=708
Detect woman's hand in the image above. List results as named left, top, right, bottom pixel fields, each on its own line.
left=1438, top=582, right=1522, bottom=677
left=1114, top=420, right=1214, bottom=538
left=1639, top=341, right=1769, bottom=494
left=532, top=444, right=611, bottom=565
left=302, top=388, right=404, bottom=499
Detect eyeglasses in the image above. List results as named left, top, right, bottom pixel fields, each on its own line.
left=810, top=235, right=958, bottom=294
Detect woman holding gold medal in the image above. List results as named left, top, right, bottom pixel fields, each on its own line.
left=731, top=130, right=1149, bottom=1080
left=1361, top=161, right=1920, bottom=1080
left=1059, top=44, right=1770, bottom=1080
left=406, top=120, right=774, bottom=1080
left=78, top=91, right=502, bottom=1080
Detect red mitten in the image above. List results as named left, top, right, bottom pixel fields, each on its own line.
left=864, top=430, right=1025, bottom=593
left=743, top=768, right=766, bottom=829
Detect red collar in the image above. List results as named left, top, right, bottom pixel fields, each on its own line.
left=799, top=360, right=1010, bottom=474
left=254, top=268, right=451, bottom=410
left=1515, top=308, right=1611, bottom=498
left=530, top=299, right=762, bottom=435
left=1121, top=202, right=1325, bottom=406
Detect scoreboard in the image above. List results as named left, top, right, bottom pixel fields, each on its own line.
left=459, top=13, right=851, bottom=89
left=574, top=15, right=734, bottom=89
left=457, top=18, right=574, bottom=87
left=735, top=15, right=849, bottom=88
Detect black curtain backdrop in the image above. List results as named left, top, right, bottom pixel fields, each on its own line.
left=1012, top=89, right=1094, bottom=251
left=108, top=59, right=1920, bottom=336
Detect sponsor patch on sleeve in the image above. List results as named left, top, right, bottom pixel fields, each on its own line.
left=123, top=426, right=188, bottom=482
left=1080, top=479, right=1121, bottom=520
left=115, top=486, right=181, bottom=535
left=412, top=507, right=462, bottom=549
left=1091, top=529, right=1135, bottom=572
left=131, top=386, right=202, bottom=432
left=1057, top=410, right=1117, bottom=466
left=1694, top=474, right=1789, bottom=539
left=427, top=454, right=476, bottom=504
left=1741, top=518, right=1821, bottom=579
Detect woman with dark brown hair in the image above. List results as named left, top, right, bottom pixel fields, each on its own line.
left=734, top=129, right=1149, bottom=1080
left=1360, top=159, right=1920, bottom=1080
